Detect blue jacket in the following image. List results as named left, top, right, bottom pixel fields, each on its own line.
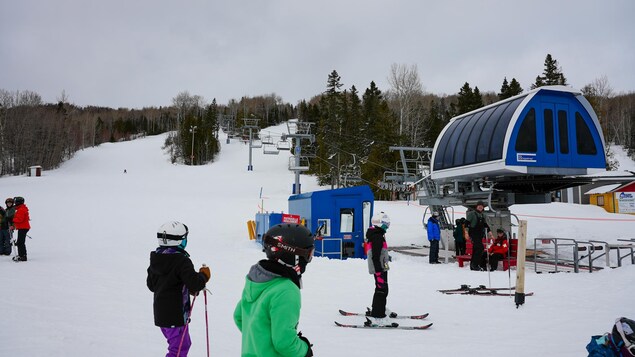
left=426, top=217, right=440, bottom=241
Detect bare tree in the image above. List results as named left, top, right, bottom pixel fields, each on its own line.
left=386, top=63, right=424, bottom=143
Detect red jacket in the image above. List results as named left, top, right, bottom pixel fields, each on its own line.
left=13, top=204, right=30, bottom=230
left=488, top=236, right=508, bottom=255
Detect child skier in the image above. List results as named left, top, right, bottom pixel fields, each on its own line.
left=480, top=228, right=509, bottom=271
left=12, top=197, right=30, bottom=262
left=365, top=212, right=393, bottom=323
left=147, top=221, right=210, bottom=357
left=234, top=223, right=315, bottom=357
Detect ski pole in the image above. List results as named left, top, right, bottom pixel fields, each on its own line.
left=507, top=231, right=512, bottom=297
left=204, top=288, right=210, bottom=357
left=177, top=293, right=198, bottom=357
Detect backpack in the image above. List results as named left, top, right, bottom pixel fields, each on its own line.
left=611, top=317, right=635, bottom=357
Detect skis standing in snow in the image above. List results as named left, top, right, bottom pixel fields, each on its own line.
left=365, top=212, right=392, bottom=323
left=147, top=221, right=210, bottom=357
left=234, top=224, right=315, bottom=357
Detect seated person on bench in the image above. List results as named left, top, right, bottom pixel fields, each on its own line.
left=480, top=228, right=508, bottom=271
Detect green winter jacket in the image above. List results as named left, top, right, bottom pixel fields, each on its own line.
left=234, top=263, right=309, bottom=357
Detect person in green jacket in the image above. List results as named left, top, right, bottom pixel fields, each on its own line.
left=234, top=223, right=315, bottom=357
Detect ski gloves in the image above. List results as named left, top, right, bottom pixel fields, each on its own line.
left=199, top=266, right=210, bottom=282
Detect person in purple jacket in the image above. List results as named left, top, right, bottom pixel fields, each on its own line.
left=147, top=221, right=210, bottom=357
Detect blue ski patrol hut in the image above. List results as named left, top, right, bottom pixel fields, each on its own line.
left=288, top=186, right=374, bottom=259
left=431, top=86, right=606, bottom=186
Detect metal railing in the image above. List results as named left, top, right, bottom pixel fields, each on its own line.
left=315, top=238, right=343, bottom=259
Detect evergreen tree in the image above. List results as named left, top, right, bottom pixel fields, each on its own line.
left=498, top=77, right=510, bottom=100
left=532, top=54, right=568, bottom=89
left=498, top=77, right=524, bottom=100
left=360, top=81, right=399, bottom=195
left=508, top=78, right=523, bottom=96
left=457, top=82, right=474, bottom=115
left=457, top=82, right=484, bottom=115
left=315, top=70, right=345, bottom=186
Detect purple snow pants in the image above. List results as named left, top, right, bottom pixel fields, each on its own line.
left=161, top=326, right=191, bottom=357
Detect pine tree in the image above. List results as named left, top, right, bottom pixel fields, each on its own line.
left=498, top=77, right=510, bottom=100
left=499, top=77, right=524, bottom=100
left=361, top=81, right=399, bottom=195
left=532, top=54, right=568, bottom=89
left=315, top=70, right=345, bottom=186
left=457, top=82, right=474, bottom=115
left=457, top=82, right=484, bottom=115
left=508, top=78, right=523, bottom=96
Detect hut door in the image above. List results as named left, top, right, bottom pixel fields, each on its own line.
left=540, top=103, right=559, bottom=167
left=555, top=104, right=572, bottom=167
left=540, top=103, right=572, bottom=168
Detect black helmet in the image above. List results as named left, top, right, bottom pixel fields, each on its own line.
left=263, top=224, right=314, bottom=271
left=14, top=197, right=24, bottom=205
left=5, top=197, right=14, bottom=205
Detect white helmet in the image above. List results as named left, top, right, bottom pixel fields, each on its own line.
left=157, top=221, right=189, bottom=247
left=371, top=212, right=391, bottom=229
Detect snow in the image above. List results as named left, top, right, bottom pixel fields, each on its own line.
left=1, top=123, right=634, bottom=356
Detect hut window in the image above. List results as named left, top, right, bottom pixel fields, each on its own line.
left=558, top=110, right=569, bottom=154
left=575, top=112, right=597, bottom=155
left=597, top=195, right=604, bottom=206
left=340, top=208, right=354, bottom=233
left=515, top=108, right=537, bottom=152
left=544, top=109, right=555, bottom=153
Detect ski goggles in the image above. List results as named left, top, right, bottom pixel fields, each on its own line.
left=264, top=235, right=314, bottom=262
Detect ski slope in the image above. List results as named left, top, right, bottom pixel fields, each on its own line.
left=1, top=124, right=634, bottom=356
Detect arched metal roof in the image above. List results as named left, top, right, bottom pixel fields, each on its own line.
left=431, top=86, right=606, bottom=182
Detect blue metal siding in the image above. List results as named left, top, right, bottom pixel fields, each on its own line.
left=506, top=90, right=605, bottom=169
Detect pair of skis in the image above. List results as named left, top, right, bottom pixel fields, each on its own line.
left=438, top=284, right=534, bottom=296
left=334, top=309, right=433, bottom=330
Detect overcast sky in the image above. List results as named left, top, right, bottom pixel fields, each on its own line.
left=1, top=0, right=634, bottom=109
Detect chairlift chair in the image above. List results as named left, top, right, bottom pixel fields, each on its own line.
left=263, top=143, right=280, bottom=155
left=277, top=140, right=291, bottom=151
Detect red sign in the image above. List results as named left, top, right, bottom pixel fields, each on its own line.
left=282, top=214, right=301, bottom=224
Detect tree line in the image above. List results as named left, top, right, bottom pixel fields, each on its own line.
left=1, top=54, right=633, bottom=189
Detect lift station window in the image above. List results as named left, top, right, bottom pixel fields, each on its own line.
left=558, top=110, right=569, bottom=154
left=363, top=202, right=371, bottom=229
left=340, top=208, right=354, bottom=233
left=515, top=108, right=537, bottom=152
left=544, top=109, right=555, bottom=153
left=575, top=112, right=597, bottom=155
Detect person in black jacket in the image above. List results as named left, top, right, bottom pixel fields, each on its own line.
left=364, top=212, right=392, bottom=323
left=147, top=221, right=210, bottom=357
left=465, top=201, right=491, bottom=271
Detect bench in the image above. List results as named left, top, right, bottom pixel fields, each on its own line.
left=501, top=239, right=518, bottom=271
left=456, top=238, right=518, bottom=270
left=456, top=240, right=474, bottom=267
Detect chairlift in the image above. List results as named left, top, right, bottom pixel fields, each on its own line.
left=261, top=135, right=274, bottom=145
left=251, top=138, right=263, bottom=148
left=277, top=140, right=291, bottom=151
left=263, top=143, right=279, bottom=155
left=288, top=156, right=309, bottom=171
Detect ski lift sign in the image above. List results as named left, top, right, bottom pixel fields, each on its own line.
left=281, top=213, right=301, bottom=224
left=617, top=192, right=635, bottom=214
